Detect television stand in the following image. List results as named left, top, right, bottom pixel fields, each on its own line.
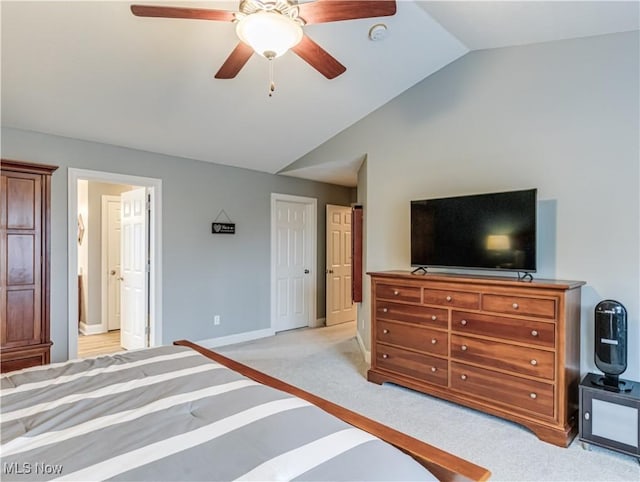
left=411, top=266, right=428, bottom=275
left=517, top=272, right=534, bottom=281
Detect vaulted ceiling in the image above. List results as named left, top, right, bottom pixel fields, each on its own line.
left=2, top=1, right=638, bottom=185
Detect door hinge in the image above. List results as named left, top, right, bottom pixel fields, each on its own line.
left=146, top=194, right=151, bottom=211
left=146, top=260, right=151, bottom=273
left=145, top=325, right=150, bottom=335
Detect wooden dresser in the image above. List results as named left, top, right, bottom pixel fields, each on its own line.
left=1, top=159, right=58, bottom=373
left=368, top=271, right=584, bottom=447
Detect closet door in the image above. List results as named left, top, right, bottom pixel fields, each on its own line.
left=1, top=160, right=57, bottom=373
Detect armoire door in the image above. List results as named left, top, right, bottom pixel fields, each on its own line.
left=1, top=170, right=43, bottom=349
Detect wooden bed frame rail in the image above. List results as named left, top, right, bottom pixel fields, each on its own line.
left=174, top=340, right=491, bottom=482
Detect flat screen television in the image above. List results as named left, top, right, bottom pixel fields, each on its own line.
left=411, top=188, right=537, bottom=272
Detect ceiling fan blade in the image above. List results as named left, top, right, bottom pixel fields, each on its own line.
left=130, top=5, right=234, bottom=22
left=215, top=43, right=254, bottom=79
left=292, top=35, right=346, bottom=80
left=298, top=1, right=396, bottom=25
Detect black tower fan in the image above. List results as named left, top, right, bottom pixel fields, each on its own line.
left=593, top=300, right=632, bottom=392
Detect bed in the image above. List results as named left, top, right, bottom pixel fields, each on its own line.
left=1, top=341, right=491, bottom=481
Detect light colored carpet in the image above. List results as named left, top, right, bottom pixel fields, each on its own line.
left=216, top=322, right=639, bottom=481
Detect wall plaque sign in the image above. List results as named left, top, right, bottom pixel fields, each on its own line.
left=212, top=209, right=235, bottom=234
left=212, top=222, right=235, bottom=234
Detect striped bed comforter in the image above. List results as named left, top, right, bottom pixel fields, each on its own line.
left=1, top=345, right=436, bottom=481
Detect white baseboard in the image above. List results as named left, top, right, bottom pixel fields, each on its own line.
left=197, top=328, right=275, bottom=349
left=79, top=322, right=107, bottom=336
left=356, top=330, right=371, bottom=364
left=311, top=317, right=326, bottom=328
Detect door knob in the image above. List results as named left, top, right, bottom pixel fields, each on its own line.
left=304, top=269, right=310, bottom=274
left=117, top=277, right=124, bottom=281
left=110, top=270, right=116, bottom=275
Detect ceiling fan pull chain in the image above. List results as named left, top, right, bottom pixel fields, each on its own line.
left=268, top=57, right=276, bottom=97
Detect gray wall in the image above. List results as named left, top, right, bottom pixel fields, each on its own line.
left=296, top=31, right=640, bottom=380
left=1, top=127, right=354, bottom=362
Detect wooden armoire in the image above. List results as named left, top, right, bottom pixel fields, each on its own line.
left=1, top=159, right=58, bottom=373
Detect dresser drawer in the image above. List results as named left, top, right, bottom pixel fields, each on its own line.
left=376, top=321, right=448, bottom=357
left=376, top=344, right=448, bottom=386
left=451, top=335, right=554, bottom=380
left=376, top=301, right=447, bottom=329
left=452, top=310, right=555, bottom=348
left=482, top=294, right=556, bottom=319
left=376, top=283, right=421, bottom=303
left=423, top=288, right=480, bottom=309
left=451, top=362, right=554, bottom=418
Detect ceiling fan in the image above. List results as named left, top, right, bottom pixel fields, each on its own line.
left=131, top=0, right=397, bottom=83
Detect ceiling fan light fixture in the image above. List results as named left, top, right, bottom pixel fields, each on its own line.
left=236, top=11, right=303, bottom=58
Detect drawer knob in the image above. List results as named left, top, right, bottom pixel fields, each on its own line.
left=460, top=374, right=467, bottom=381
left=446, top=296, right=452, bottom=302
left=431, top=315, right=437, bottom=321
left=530, top=359, right=538, bottom=366
left=382, top=308, right=388, bottom=313
left=382, top=354, right=389, bottom=359
left=461, top=345, right=468, bottom=351
left=393, top=290, right=399, bottom=296
left=383, top=329, right=389, bottom=334
left=460, top=319, right=468, bottom=326
left=531, top=330, right=538, bottom=337
left=512, top=303, right=519, bottom=309
left=530, top=392, right=537, bottom=399
left=431, top=367, right=437, bottom=373
left=431, top=338, right=437, bottom=344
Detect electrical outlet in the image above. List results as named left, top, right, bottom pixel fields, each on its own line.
left=214, top=315, right=221, bottom=325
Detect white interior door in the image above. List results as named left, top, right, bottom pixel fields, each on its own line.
left=104, top=196, right=122, bottom=331
left=326, top=205, right=355, bottom=326
left=120, top=187, right=148, bottom=350
left=274, top=199, right=314, bottom=332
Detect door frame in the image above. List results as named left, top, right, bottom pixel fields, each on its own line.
left=101, top=194, right=121, bottom=334
left=270, top=193, right=317, bottom=331
left=68, top=168, right=162, bottom=360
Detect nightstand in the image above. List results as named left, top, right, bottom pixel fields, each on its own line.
left=579, top=373, right=640, bottom=458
